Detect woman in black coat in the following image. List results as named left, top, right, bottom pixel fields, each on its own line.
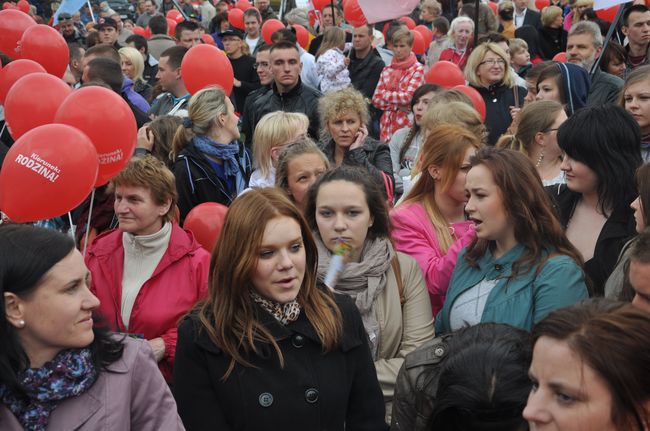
left=464, top=43, right=527, bottom=146
left=173, top=188, right=388, bottom=431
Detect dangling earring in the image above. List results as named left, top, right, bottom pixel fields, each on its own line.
left=536, top=150, right=545, bottom=168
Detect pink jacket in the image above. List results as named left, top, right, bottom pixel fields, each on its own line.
left=85, top=223, right=210, bottom=382
left=390, top=202, right=475, bottom=316
left=0, top=338, right=184, bottom=430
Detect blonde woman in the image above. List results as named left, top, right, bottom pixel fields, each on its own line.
left=171, top=86, right=251, bottom=223
left=464, top=43, right=526, bottom=146
left=249, top=111, right=309, bottom=188
left=119, top=46, right=153, bottom=102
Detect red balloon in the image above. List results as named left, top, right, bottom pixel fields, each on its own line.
left=411, top=30, right=425, bottom=55
left=228, top=8, right=245, bottom=30
left=20, top=25, right=69, bottom=78
left=414, top=25, right=433, bottom=46
left=201, top=33, right=215, bottom=45
left=312, top=0, right=330, bottom=11
left=0, top=10, right=36, bottom=59
left=293, top=24, right=310, bottom=49
left=453, top=85, right=487, bottom=122
left=235, top=0, right=253, bottom=10
left=54, top=86, right=137, bottom=186
left=166, top=9, right=181, bottom=20
left=132, top=26, right=146, bottom=36
left=2, top=3, right=15, bottom=9
left=0, top=59, right=46, bottom=104
left=399, top=16, right=416, bottom=30
left=144, top=27, right=152, bottom=38
left=534, top=0, right=550, bottom=10
left=0, top=124, right=98, bottom=222
left=167, top=18, right=177, bottom=37
left=5, top=73, right=71, bottom=139
left=182, top=44, right=234, bottom=95
left=343, top=0, right=366, bottom=27
left=183, top=202, right=228, bottom=251
left=17, top=0, right=29, bottom=13
left=261, top=18, right=285, bottom=45
left=596, top=5, right=617, bottom=23
left=553, top=51, right=567, bottom=62
left=425, top=61, right=465, bottom=88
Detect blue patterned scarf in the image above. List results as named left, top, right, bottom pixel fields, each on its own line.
left=192, top=135, right=246, bottom=193
left=0, top=348, right=98, bottom=431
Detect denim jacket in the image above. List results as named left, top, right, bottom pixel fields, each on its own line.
left=436, top=244, right=588, bottom=334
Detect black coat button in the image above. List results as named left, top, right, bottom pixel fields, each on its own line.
left=259, top=392, right=273, bottom=407
left=305, top=388, right=319, bottom=403
left=494, top=264, right=503, bottom=271
left=292, top=334, right=305, bottom=348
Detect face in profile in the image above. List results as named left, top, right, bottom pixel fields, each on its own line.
left=250, top=216, right=306, bottom=304
left=315, top=180, right=374, bottom=260
left=524, top=336, right=617, bottom=431
left=7, top=250, right=100, bottom=366
left=464, top=164, right=512, bottom=243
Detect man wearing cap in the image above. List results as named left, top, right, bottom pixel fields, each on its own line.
left=110, top=13, right=134, bottom=46
left=59, top=13, right=86, bottom=46
left=221, top=28, right=260, bottom=114
left=97, top=17, right=122, bottom=49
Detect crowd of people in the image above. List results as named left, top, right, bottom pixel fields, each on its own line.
left=3, top=0, right=650, bottom=429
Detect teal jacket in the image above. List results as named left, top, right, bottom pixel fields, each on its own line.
left=436, top=244, right=588, bottom=334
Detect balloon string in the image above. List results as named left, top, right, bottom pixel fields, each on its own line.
left=82, top=188, right=95, bottom=257
left=0, top=123, right=6, bottom=139
left=67, top=211, right=76, bottom=240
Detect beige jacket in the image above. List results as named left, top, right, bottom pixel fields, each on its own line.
left=376, top=252, right=435, bottom=420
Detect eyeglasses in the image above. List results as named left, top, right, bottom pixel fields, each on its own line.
left=253, top=62, right=270, bottom=70
left=542, top=127, right=559, bottom=133
left=480, top=58, right=506, bottom=67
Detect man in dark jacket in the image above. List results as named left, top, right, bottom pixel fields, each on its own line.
left=241, top=41, right=322, bottom=149
left=567, top=21, right=622, bottom=106
left=241, top=44, right=273, bottom=145
left=59, top=13, right=86, bottom=46
left=348, top=24, right=386, bottom=139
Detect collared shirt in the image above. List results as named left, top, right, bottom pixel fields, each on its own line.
left=514, top=8, right=527, bottom=28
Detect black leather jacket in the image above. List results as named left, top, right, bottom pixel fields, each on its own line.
left=242, top=79, right=322, bottom=148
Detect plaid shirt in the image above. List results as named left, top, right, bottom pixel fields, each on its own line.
left=372, top=61, right=424, bottom=143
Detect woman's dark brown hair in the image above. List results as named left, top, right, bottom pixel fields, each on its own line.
left=532, top=299, right=650, bottom=430
left=464, top=147, right=583, bottom=279
left=198, top=188, right=342, bottom=379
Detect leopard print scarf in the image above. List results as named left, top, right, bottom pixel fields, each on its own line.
left=250, top=290, right=301, bottom=325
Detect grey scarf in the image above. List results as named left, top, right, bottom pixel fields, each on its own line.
left=316, top=236, right=394, bottom=359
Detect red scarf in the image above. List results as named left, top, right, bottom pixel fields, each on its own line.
left=386, top=53, right=418, bottom=89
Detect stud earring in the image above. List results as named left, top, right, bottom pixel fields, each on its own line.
left=17, top=320, right=25, bottom=328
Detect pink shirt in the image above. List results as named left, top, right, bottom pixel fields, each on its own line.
left=390, top=202, right=475, bottom=316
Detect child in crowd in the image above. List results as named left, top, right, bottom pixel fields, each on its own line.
left=510, top=38, right=532, bottom=77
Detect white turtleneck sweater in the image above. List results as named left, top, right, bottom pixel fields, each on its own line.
left=121, top=221, right=172, bottom=329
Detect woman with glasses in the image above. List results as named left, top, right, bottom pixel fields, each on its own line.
left=496, top=100, right=567, bottom=186
left=464, top=43, right=527, bottom=146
